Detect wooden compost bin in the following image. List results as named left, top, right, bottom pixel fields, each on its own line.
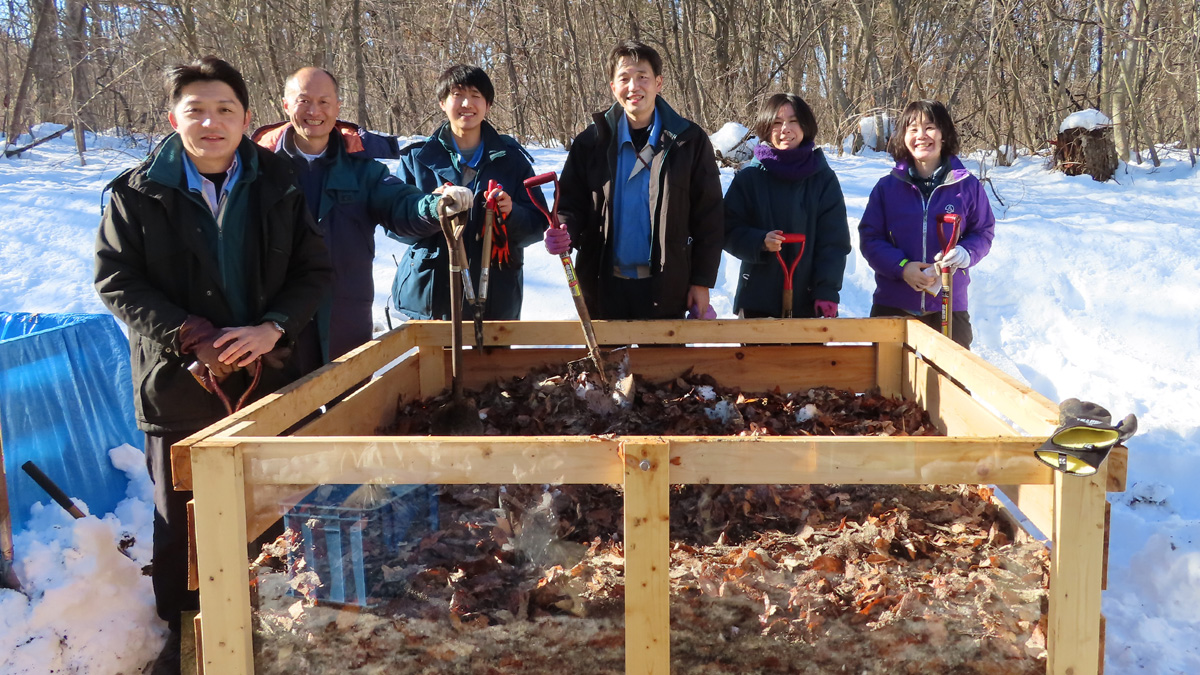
left=172, top=318, right=1126, bottom=675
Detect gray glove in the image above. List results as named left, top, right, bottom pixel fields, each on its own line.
left=439, top=186, right=475, bottom=216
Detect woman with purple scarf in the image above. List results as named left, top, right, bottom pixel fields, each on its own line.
left=858, top=100, right=995, bottom=349
left=724, top=94, right=850, bottom=318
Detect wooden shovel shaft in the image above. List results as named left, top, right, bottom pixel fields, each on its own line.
left=559, top=253, right=608, bottom=386
left=941, top=266, right=953, bottom=338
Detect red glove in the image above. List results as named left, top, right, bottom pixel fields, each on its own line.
left=544, top=225, right=571, bottom=255
left=813, top=300, right=839, bottom=318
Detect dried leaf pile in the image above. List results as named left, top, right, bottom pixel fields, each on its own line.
left=250, top=366, right=1049, bottom=674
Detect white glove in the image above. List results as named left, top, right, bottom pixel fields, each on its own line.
left=438, top=186, right=475, bottom=216
left=934, top=245, right=971, bottom=271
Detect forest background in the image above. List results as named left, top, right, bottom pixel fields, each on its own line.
left=1, top=0, right=1198, bottom=164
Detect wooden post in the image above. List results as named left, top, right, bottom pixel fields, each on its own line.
left=875, top=339, right=903, bottom=398
left=189, top=441, right=253, bottom=675
left=623, top=439, right=671, bottom=674
left=0, top=432, right=16, bottom=581
left=418, top=345, right=447, bottom=398
left=1047, top=467, right=1107, bottom=675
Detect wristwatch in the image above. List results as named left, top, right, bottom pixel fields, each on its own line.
left=269, top=320, right=286, bottom=337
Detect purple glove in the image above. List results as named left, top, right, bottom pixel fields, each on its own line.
left=545, top=225, right=571, bottom=255
left=814, top=300, right=838, bottom=318
left=687, top=303, right=717, bottom=320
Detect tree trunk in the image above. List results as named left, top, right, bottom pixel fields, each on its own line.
left=6, top=0, right=57, bottom=147
left=352, top=0, right=369, bottom=128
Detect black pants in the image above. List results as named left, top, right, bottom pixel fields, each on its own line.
left=145, top=430, right=199, bottom=631
left=870, top=304, right=973, bottom=350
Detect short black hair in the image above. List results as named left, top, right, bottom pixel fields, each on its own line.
left=165, top=55, right=250, bottom=113
left=608, top=40, right=662, bottom=79
left=435, top=65, right=495, bottom=106
left=753, top=93, right=818, bottom=146
left=888, top=100, right=960, bottom=164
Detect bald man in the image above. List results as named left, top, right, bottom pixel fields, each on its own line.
left=252, top=67, right=466, bottom=367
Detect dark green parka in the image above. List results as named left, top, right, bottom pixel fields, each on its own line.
left=723, top=151, right=850, bottom=317
left=94, top=134, right=332, bottom=433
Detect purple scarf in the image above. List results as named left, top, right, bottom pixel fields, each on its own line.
left=754, top=139, right=820, bottom=181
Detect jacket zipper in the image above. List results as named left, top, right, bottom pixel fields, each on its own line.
left=913, top=172, right=968, bottom=313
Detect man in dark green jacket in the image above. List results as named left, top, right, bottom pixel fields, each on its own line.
left=253, top=67, right=465, bottom=367
left=550, top=40, right=723, bottom=320
left=94, top=56, right=331, bottom=673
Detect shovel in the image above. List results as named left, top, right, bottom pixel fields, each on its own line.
left=523, top=173, right=607, bottom=379
left=773, top=233, right=808, bottom=318
left=523, top=172, right=615, bottom=389
left=431, top=206, right=484, bottom=435
left=937, top=214, right=962, bottom=339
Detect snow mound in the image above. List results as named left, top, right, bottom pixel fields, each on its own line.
left=710, top=122, right=756, bottom=163
left=0, top=445, right=163, bottom=675
left=859, top=113, right=895, bottom=152
left=1059, top=109, right=1112, bottom=133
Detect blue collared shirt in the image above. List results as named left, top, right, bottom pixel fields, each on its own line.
left=612, top=110, right=662, bottom=277
left=450, top=137, right=485, bottom=190
left=182, top=152, right=242, bottom=219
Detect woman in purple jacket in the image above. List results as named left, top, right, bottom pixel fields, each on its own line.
left=858, top=100, right=994, bottom=348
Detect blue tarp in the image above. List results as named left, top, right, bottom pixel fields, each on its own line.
left=0, top=312, right=141, bottom=534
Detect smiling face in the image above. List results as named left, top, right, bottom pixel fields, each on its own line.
left=439, top=85, right=490, bottom=138
left=768, top=103, right=805, bottom=150
left=903, top=113, right=944, bottom=171
left=282, top=68, right=341, bottom=155
left=609, top=56, right=662, bottom=128
left=168, top=80, right=251, bottom=173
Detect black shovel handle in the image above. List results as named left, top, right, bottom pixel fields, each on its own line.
left=21, top=461, right=86, bottom=519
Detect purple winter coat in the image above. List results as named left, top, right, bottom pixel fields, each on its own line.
left=857, top=156, right=995, bottom=313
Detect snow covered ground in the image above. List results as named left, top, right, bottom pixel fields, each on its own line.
left=1, top=125, right=1198, bottom=673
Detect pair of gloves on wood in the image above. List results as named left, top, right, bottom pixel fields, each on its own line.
left=1035, top=398, right=1137, bottom=476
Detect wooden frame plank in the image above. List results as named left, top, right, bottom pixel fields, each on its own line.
left=408, top=317, right=908, bottom=348
left=191, top=443, right=253, bottom=675
left=623, top=439, right=671, bottom=674
left=1048, top=468, right=1107, bottom=675
left=668, top=437, right=1050, bottom=485
left=298, top=350, right=421, bottom=437
left=240, top=437, right=624, bottom=485
left=905, top=321, right=1058, bottom=434
left=454, top=345, right=877, bottom=396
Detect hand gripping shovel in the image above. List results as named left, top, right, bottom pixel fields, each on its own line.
left=774, top=233, right=807, bottom=318
left=937, top=214, right=961, bottom=339
left=474, top=180, right=502, bottom=351
left=431, top=205, right=484, bottom=435
left=524, top=172, right=611, bottom=388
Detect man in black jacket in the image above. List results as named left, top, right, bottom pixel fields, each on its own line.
left=94, top=56, right=332, bottom=674
left=547, top=40, right=723, bottom=320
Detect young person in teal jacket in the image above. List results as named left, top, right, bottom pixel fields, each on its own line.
left=389, top=65, right=546, bottom=321
left=723, top=93, right=850, bottom=318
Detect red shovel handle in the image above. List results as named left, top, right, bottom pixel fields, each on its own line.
left=774, top=233, right=807, bottom=317
left=939, top=213, right=961, bottom=257
left=773, top=234, right=808, bottom=290
left=524, top=172, right=560, bottom=229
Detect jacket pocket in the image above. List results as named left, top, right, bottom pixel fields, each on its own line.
left=392, top=245, right=442, bottom=319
